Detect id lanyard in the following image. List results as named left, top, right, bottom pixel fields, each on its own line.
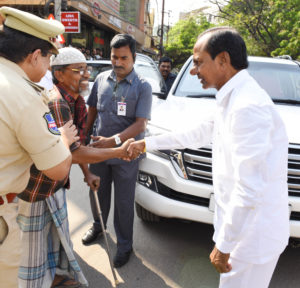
left=113, top=81, right=130, bottom=116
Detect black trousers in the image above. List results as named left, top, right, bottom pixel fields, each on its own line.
left=89, top=160, right=139, bottom=253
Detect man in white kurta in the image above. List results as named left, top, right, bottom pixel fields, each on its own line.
left=128, top=27, right=289, bottom=288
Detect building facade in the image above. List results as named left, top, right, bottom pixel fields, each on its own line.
left=0, top=0, right=157, bottom=57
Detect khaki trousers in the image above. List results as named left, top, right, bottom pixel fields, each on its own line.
left=0, top=202, right=21, bottom=288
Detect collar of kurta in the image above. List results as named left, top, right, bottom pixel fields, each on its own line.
left=109, top=68, right=137, bottom=84
left=216, top=69, right=249, bottom=107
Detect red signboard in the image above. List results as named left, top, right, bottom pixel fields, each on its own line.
left=60, top=12, right=80, bottom=33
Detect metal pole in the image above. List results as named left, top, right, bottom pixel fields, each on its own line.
left=54, top=0, right=61, bottom=20
left=159, top=0, right=165, bottom=57
left=93, top=190, right=119, bottom=286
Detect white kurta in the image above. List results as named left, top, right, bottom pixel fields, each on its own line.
left=146, top=70, right=289, bottom=264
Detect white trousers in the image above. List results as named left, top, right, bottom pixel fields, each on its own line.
left=219, top=255, right=279, bottom=288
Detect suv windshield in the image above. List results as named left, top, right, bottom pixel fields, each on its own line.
left=87, top=55, right=166, bottom=94
left=174, top=58, right=300, bottom=102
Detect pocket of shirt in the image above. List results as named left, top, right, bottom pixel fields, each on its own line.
left=0, top=216, right=8, bottom=245
left=125, top=99, right=137, bottom=118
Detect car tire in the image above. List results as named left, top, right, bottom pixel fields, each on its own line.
left=135, top=202, right=160, bottom=222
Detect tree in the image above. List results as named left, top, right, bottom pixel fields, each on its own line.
left=164, top=16, right=214, bottom=69
left=210, top=0, right=300, bottom=59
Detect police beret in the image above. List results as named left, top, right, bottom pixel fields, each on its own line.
left=0, top=6, right=65, bottom=54
left=51, top=47, right=86, bottom=66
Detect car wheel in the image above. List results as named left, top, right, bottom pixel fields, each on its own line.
left=135, top=203, right=160, bottom=222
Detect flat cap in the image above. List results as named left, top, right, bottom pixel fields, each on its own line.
left=51, top=47, right=86, bottom=66
left=0, top=6, right=65, bottom=54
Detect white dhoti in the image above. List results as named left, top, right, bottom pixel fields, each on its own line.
left=219, top=256, right=279, bottom=288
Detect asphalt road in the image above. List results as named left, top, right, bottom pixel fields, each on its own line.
left=68, top=165, right=300, bottom=288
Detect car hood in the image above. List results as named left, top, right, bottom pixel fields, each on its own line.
left=149, top=97, right=300, bottom=144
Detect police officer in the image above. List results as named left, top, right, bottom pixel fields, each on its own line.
left=0, top=7, right=77, bottom=288
left=82, top=34, right=152, bottom=268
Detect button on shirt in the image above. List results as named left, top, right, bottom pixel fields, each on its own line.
left=145, top=69, right=289, bottom=264
left=87, top=69, right=152, bottom=140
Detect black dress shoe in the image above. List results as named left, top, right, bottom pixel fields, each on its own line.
left=82, top=227, right=102, bottom=245
left=113, top=249, right=132, bottom=268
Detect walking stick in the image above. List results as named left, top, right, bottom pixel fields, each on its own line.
left=93, top=189, right=119, bottom=286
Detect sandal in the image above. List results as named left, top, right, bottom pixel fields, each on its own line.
left=51, top=275, right=81, bottom=288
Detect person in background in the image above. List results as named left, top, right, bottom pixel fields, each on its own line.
left=17, top=47, right=133, bottom=288
left=85, top=48, right=93, bottom=60
left=0, top=6, right=76, bottom=288
left=82, top=34, right=152, bottom=268
left=94, top=48, right=103, bottom=59
left=128, top=27, right=289, bottom=288
left=158, top=56, right=177, bottom=93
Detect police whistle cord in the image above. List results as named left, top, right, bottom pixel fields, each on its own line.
left=93, top=190, right=119, bottom=286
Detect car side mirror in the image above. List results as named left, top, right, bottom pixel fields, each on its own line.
left=152, top=91, right=168, bottom=100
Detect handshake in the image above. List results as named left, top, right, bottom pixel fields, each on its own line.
left=89, top=136, right=146, bottom=161
left=116, top=139, right=146, bottom=161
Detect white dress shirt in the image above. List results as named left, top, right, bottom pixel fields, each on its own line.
left=146, top=70, right=289, bottom=264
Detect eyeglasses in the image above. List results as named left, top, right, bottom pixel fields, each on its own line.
left=65, top=67, right=93, bottom=75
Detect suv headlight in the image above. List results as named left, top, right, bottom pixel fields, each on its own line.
left=151, top=149, right=188, bottom=180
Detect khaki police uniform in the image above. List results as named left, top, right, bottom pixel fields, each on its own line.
left=0, top=7, right=67, bottom=288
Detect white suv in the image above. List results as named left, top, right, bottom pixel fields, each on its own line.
left=135, top=56, right=300, bottom=238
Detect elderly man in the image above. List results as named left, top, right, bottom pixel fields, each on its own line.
left=128, top=27, right=289, bottom=288
left=82, top=34, right=152, bottom=268
left=17, top=47, right=133, bottom=288
left=0, top=7, right=78, bottom=288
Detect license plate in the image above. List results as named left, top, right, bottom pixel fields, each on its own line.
left=209, top=193, right=215, bottom=212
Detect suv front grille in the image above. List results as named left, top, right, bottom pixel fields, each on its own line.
left=180, top=143, right=300, bottom=197
left=288, top=144, right=300, bottom=196
left=183, top=146, right=213, bottom=185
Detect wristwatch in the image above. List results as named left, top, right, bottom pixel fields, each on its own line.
left=114, top=135, right=122, bottom=145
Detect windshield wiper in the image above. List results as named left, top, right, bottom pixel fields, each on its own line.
left=186, top=94, right=215, bottom=98
left=273, top=99, right=300, bottom=105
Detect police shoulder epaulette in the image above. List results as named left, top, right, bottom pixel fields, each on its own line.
left=24, top=78, right=44, bottom=93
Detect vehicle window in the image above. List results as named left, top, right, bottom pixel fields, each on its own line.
left=248, top=62, right=300, bottom=101
left=174, top=60, right=217, bottom=97
left=174, top=58, right=300, bottom=102
left=88, top=63, right=112, bottom=82
left=134, top=60, right=164, bottom=93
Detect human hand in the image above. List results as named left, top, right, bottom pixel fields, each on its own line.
left=58, top=120, right=79, bottom=147
left=84, top=172, right=100, bottom=190
left=209, top=246, right=232, bottom=273
left=118, top=138, right=135, bottom=160
left=127, top=140, right=146, bottom=159
left=89, top=135, right=114, bottom=148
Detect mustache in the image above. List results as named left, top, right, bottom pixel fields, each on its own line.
left=113, top=65, right=125, bottom=70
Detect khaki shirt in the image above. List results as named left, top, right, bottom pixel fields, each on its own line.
left=0, top=57, right=70, bottom=195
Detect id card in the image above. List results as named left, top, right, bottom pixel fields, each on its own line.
left=117, top=102, right=126, bottom=116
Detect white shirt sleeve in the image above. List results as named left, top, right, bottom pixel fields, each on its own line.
left=145, top=118, right=214, bottom=151
left=216, top=105, right=274, bottom=253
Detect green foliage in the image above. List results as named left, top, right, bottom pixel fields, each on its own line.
left=164, top=16, right=214, bottom=69
left=214, top=0, right=300, bottom=59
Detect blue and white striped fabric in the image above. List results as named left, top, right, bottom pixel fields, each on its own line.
left=17, top=189, right=88, bottom=288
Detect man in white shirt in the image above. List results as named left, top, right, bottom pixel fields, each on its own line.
left=128, top=27, right=289, bottom=288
